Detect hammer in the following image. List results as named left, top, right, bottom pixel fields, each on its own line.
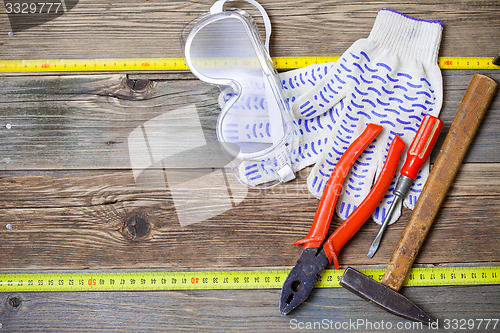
left=340, top=73, right=498, bottom=323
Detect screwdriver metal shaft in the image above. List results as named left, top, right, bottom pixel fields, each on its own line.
left=367, top=175, right=413, bottom=258
left=367, top=115, right=443, bottom=258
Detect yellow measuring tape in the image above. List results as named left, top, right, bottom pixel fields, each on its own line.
left=0, top=266, right=498, bottom=292
left=0, top=57, right=497, bottom=73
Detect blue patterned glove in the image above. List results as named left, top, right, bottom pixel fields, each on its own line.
left=292, top=9, right=443, bottom=224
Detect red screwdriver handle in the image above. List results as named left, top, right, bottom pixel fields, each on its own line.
left=400, top=115, right=443, bottom=180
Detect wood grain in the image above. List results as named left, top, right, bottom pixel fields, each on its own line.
left=0, top=1, right=499, bottom=59
left=0, top=71, right=499, bottom=172
left=0, top=283, right=498, bottom=332
left=0, top=71, right=498, bottom=270
left=0, top=1, right=499, bottom=330
left=0, top=164, right=498, bottom=271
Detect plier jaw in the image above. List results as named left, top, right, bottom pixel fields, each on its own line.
left=279, top=248, right=329, bottom=315
left=279, top=123, right=406, bottom=315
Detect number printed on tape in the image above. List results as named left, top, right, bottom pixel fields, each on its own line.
left=0, top=266, right=498, bottom=292
left=0, top=57, right=498, bottom=73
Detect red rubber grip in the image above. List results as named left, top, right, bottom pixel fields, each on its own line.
left=294, top=123, right=382, bottom=249
left=401, top=115, right=443, bottom=180
left=323, top=135, right=406, bottom=269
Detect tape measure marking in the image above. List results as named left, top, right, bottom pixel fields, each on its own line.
left=0, top=266, right=498, bottom=292
left=0, top=57, right=497, bottom=73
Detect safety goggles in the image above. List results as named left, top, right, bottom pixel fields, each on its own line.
left=182, top=0, right=297, bottom=188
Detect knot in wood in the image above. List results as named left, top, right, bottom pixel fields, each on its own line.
left=123, top=215, right=151, bottom=240
left=6, top=295, right=22, bottom=310
left=126, top=79, right=151, bottom=92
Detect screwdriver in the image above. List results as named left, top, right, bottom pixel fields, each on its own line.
left=367, top=115, right=443, bottom=258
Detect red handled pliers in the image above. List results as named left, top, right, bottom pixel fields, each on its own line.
left=279, top=123, right=405, bottom=314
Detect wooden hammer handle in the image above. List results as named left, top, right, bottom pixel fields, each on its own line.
left=381, top=73, right=498, bottom=291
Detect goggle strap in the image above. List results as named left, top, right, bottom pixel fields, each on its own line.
left=209, top=0, right=272, bottom=51
left=276, top=148, right=295, bottom=182
left=264, top=73, right=294, bottom=181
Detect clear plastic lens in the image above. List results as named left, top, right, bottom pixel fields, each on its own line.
left=183, top=10, right=296, bottom=188
left=188, top=17, right=260, bottom=78
left=188, top=15, right=278, bottom=156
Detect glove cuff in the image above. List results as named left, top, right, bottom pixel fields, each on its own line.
left=369, top=9, right=443, bottom=64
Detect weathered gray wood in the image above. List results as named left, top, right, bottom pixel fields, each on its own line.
left=1, top=163, right=496, bottom=208
left=1, top=71, right=499, bottom=172
left=0, top=1, right=498, bottom=59
left=0, top=1, right=498, bottom=330
left=0, top=164, right=498, bottom=270
left=0, top=74, right=222, bottom=170
left=0, top=283, right=498, bottom=332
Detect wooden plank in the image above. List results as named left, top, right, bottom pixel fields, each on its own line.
left=0, top=284, right=499, bottom=332
left=436, top=70, right=500, bottom=161
left=0, top=1, right=498, bottom=330
left=0, top=71, right=499, bottom=171
left=0, top=74, right=221, bottom=170
left=0, top=1, right=498, bottom=59
left=0, top=164, right=498, bottom=270
left=1, top=163, right=498, bottom=208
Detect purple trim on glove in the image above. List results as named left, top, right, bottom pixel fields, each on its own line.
left=379, top=8, right=443, bottom=27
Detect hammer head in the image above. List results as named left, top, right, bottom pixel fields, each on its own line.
left=340, top=267, right=434, bottom=324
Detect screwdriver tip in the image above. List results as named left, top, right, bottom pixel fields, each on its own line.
left=367, top=241, right=379, bottom=258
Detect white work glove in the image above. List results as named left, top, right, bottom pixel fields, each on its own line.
left=219, top=9, right=443, bottom=225
left=292, top=9, right=443, bottom=224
